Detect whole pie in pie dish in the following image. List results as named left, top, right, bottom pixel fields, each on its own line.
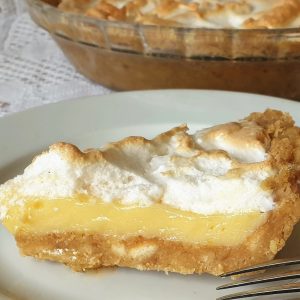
left=26, top=0, right=300, bottom=99
left=0, top=109, right=300, bottom=275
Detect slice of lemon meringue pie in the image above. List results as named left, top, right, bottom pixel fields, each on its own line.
left=1, top=109, right=299, bottom=275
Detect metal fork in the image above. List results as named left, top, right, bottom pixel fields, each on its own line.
left=216, top=257, right=300, bottom=300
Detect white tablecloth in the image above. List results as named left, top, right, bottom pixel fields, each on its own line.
left=0, top=0, right=111, bottom=117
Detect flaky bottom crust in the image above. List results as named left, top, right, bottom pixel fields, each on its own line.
left=15, top=197, right=299, bottom=276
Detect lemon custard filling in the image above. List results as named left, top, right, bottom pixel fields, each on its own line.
left=2, top=196, right=267, bottom=247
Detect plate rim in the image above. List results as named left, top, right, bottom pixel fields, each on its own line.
left=1, top=89, right=300, bottom=122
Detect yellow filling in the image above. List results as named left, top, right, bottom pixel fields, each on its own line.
left=2, top=196, right=267, bottom=247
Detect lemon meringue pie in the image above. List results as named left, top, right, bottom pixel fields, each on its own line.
left=0, top=109, right=299, bottom=275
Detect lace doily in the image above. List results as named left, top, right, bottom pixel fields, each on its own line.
left=0, top=0, right=111, bottom=117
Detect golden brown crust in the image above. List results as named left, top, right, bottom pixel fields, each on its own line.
left=246, top=110, right=300, bottom=214
left=247, top=109, right=300, bottom=166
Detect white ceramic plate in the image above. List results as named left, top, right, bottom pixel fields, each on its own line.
left=0, top=90, right=299, bottom=300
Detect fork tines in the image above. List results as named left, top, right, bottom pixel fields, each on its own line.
left=217, top=257, right=300, bottom=300
left=217, top=282, right=300, bottom=300
left=221, top=257, right=300, bottom=277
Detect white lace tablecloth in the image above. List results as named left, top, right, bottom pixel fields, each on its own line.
left=0, top=0, right=112, bottom=117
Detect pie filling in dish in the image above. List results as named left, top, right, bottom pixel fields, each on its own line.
left=0, top=109, right=300, bottom=275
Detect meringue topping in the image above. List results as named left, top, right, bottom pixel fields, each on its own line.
left=59, top=0, right=300, bottom=29
left=0, top=118, right=274, bottom=220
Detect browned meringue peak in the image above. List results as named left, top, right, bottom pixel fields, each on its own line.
left=59, top=0, right=300, bottom=29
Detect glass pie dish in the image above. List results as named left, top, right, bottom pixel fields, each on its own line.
left=26, top=0, right=300, bottom=100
